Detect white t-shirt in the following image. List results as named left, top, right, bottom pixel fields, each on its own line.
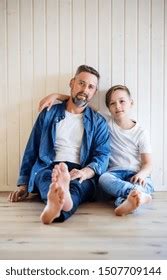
left=54, top=110, right=84, bottom=164
left=107, top=118, right=151, bottom=172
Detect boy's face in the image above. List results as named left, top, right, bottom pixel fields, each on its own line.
left=69, top=72, right=98, bottom=107
left=108, top=89, right=133, bottom=120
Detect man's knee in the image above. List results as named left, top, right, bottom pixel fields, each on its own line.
left=34, top=169, right=52, bottom=200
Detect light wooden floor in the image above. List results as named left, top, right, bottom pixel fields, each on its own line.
left=0, top=192, right=167, bottom=260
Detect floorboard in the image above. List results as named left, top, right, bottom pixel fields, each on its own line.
left=0, top=192, right=167, bottom=260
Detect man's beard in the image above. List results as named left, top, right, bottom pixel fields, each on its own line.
left=72, top=92, right=89, bottom=107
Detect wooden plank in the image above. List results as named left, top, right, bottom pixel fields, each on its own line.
left=33, top=0, right=46, bottom=119
left=125, top=0, right=138, bottom=119
left=111, top=0, right=125, bottom=85
left=0, top=0, right=7, bottom=189
left=85, top=0, right=98, bottom=67
left=164, top=0, right=167, bottom=189
left=59, top=0, right=72, bottom=93
left=98, top=0, right=111, bottom=114
left=151, top=0, right=164, bottom=190
left=72, top=0, right=85, bottom=73
left=46, top=0, right=59, bottom=93
left=138, top=0, right=151, bottom=130
left=19, top=0, right=33, bottom=156
left=6, top=0, right=20, bottom=186
left=85, top=0, right=98, bottom=108
left=0, top=192, right=167, bottom=260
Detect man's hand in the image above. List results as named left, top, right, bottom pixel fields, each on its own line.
left=70, top=167, right=95, bottom=183
left=8, top=185, right=28, bottom=202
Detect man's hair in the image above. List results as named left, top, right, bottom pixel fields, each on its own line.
left=105, top=85, right=131, bottom=108
left=75, top=65, right=100, bottom=80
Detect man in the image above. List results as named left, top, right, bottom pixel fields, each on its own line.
left=8, top=65, right=110, bottom=224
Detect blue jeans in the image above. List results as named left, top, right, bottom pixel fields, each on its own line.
left=98, top=170, right=154, bottom=207
left=34, top=162, right=96, bottom=222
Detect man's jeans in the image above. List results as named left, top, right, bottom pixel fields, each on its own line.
left=98, top=170, right=154, bottom=207
left=34, top=161, right=96, bottom=222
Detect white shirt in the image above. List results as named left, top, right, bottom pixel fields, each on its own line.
left=107, top=118, right=151, bottom=172
left=54, top=110, right=84, bottom=164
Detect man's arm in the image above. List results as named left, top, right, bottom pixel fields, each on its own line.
left=70, top=167, right=95, bottom=183
left=17, top=110, right=46, bottom=186
left=8, top=109, right=47, bottom=202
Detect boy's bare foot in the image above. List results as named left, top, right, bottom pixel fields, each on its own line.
left=52, top=163, right=73, bottom=212
left=40, top=183, right=65, bottom=224
left=115, top=190, right=152, bottom=216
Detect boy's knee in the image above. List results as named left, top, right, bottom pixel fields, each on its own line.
left=98, top=172, right=114, bottom=186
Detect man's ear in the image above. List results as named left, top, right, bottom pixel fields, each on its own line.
left=131, top=99, right=134, bottom=106
left=69, top=78, right=75, bottom=89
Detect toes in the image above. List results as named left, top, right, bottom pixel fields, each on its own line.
left=129, top=189, right=138, bottom=197
left=52, top=168, right=59, bottom=182
left=59, top=162, right=68, bottom=172
left=49, top=183, right=56, bottom=191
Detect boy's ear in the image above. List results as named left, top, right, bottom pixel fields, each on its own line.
left=131, top=99, right=134, bottom=106
left=69, top=78, right=75, bottom=89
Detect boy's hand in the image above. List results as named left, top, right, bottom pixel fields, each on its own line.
left=130, top=174, right=145, bottom=186
left=8, top=185, right=28, bottom=202
left=38, top=93, right=57, bottom=112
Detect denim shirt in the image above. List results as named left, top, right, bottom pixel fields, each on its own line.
left=17, top=101, right=110, bottom=192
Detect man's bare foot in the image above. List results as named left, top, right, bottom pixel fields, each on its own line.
left=40, top=183, right=65, bottom=224
left=52, top=163, right=73, bottom=212
left=115, top=190, right=152, bottom=216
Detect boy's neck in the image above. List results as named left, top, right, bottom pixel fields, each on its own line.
left=114, top=118, right=136, bottom=130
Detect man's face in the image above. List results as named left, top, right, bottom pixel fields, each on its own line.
left=70, top=72, right=98, bottom=107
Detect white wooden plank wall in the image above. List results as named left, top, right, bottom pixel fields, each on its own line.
left=0, top=0, right=166, bottom=191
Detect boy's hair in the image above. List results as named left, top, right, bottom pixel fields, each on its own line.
left=105, top=85, right=131, bottom=108
left=75, top=65, right=100, bottom=80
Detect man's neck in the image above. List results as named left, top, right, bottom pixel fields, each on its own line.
left=66, top=98, right=86, bottom=114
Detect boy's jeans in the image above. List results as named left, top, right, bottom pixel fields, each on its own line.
left=98, top=170, right=154, bottom=207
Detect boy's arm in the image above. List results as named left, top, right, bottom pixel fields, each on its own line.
left=130, top=153, right=152, bottom=185
left=38, top=93, right=98, bottom=112
left=38, top=93, right=69, bottom=112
